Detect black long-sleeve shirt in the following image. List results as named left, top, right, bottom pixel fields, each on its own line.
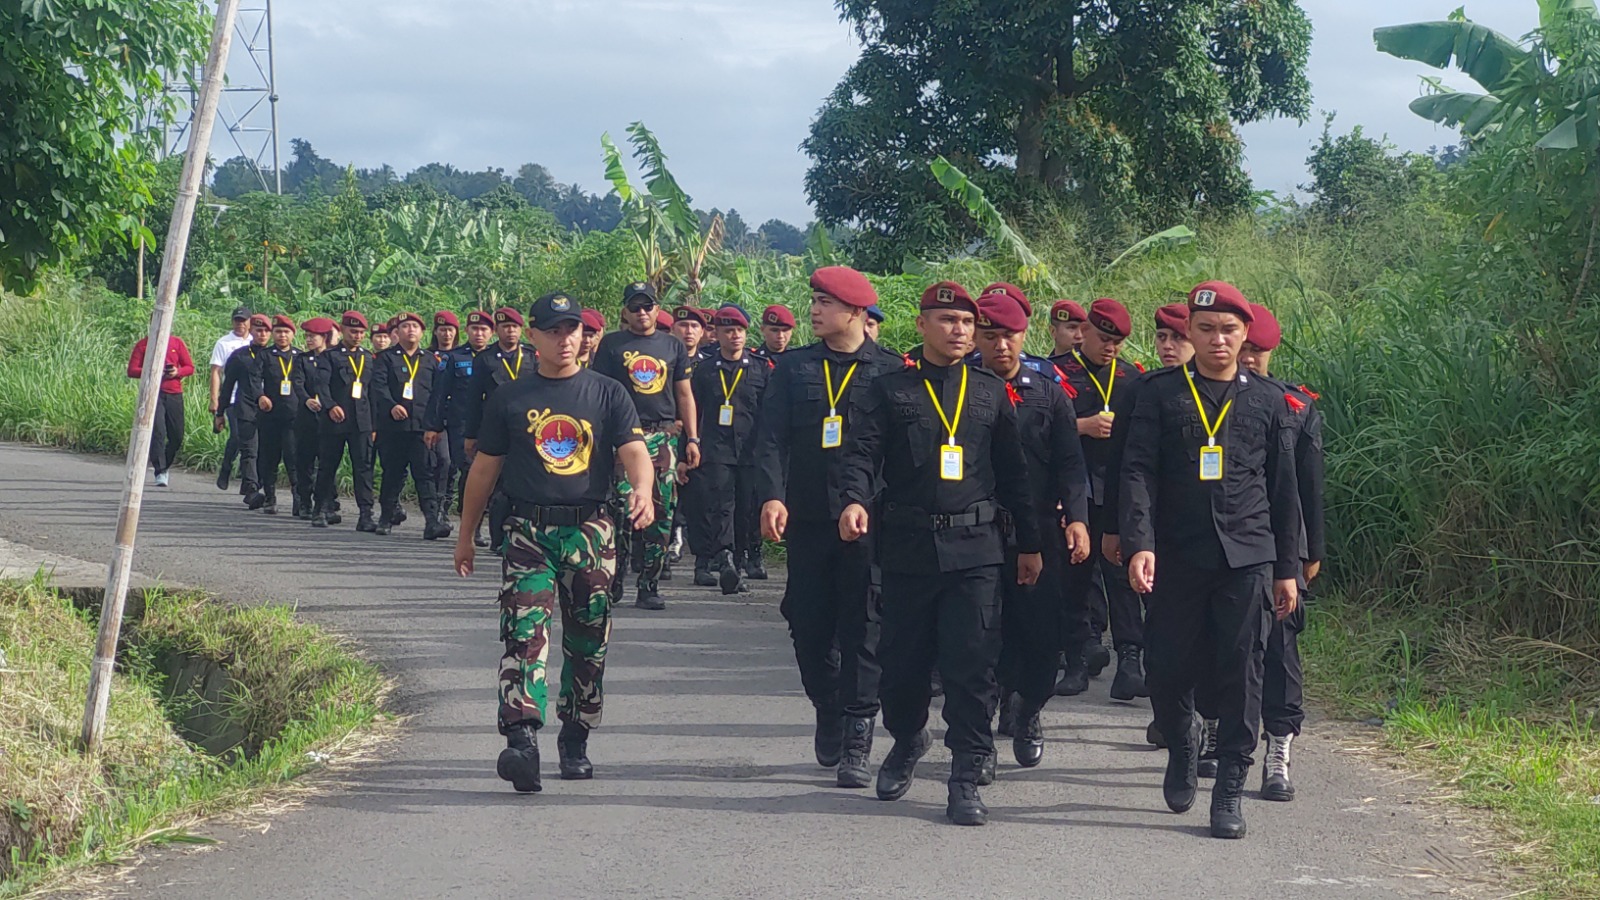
left=371, top=345, right=438, bottom=433
left=463, top=343, right=536, bottom=440
left=751, top=338, right=904, bottom=523
left=835, top=359, right=1041, bottom=574
left=308, top=344, right=375, bottom=435
left=1119, top=365, right=1301, bottom=579
left=690, top=351, right=770, bottom=466
left=257, top=345, right=303, bottom=420
left=421, top=343, right=479, bottom=433
left=219, top=343, right=267, bottom=424
left=1001, top=362, right=1090, bottom=527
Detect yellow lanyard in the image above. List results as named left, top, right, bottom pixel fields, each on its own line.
left=1183, top=366, right=1234, bottom=447
left=349, top=353, right=364, bottom=382
left=719, top=366, right=744, bottom=406
left=922, top=363, right=969, bottom=446
left=823, top=359, right=859, bottom=416
left=402, top=352, right=421, bottom=385
left=1074, top=350, right=1117, bottom=412
left=276, top=355, right=292, bottom=383
left=502, top=348, right=523, bottom=381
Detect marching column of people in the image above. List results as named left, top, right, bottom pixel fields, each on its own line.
left=150, top=271, right=1323, bottom=838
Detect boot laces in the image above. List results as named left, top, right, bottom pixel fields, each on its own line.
left=1265, top=733, right=1293, bottom=778
left=1201, top=719, right=1219, bottom=757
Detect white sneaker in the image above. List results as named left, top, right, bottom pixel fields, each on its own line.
left=154, top=472, right=170, bottom=487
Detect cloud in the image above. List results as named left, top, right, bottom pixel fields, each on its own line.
left=245, top=0, right=1537, bottom=224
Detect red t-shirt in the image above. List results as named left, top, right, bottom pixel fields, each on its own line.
left=128, top=336, right=195, bottom=395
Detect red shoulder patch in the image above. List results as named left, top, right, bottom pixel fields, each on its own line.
left=902, top=354, right=916, bottom=369
left=1133, top=361, right=1146, bottom=373
left=1061, top=380, right=1078, bottom=399
left=1297, top=384, right=1321, bottom=401
left=1285, top=393, right=1306, bottom=413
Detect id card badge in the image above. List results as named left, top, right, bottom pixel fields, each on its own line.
left=1103, top=408, right=1115, bottom=420
left=821, top=415, right=843, bottom=449
left=279, top=380, right=292, bottom=397
left=1199, top=445, right=1223, bottom=481
left=718, top=404, right=734, bottom=427
left=402, top=382, right=415, bottom=401
left=350, top=381, right=363, bottom=400
left=940, top=443, right=964, bottom=481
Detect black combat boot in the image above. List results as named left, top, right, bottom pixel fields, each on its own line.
left=693, top=556, right=717, bottom=587
left=743, top=548, right=768, bottom=580
left=1109, top=644, right=1148, bottom=701
left=421, top=498, right=445, bottom=541
left=473, top=517, right=490, bottom=548
left=243, top=485, right=267, bottom=510
left=946, top=754, right=990, bottom=826
left=356, top=508, right=378, bottom=533
left=375, top=503, right=397, bottom=536
left=875, top=729, right=931, bottom=801
left=634, top=581, right=665, bottom=611
left=392, top=505, right=407, bottom=526
left=1210, top=759, right=1249, bottom=839
left=496, top=722, right=542, bottom=793
left=291, top=492, right=303, bottom=518
left=1054, top=651, right=1089, bottom=696
left=995, top=689, right=1015, bottom=738
left=311, top=509, right=329, bottom=528
left=325, top=504, right=343, bottom=526
left=813, top=708, right=844, bottom=767
left=1084, top=637, right=1112, bottom=677
left=836, top=716, right=874, bottom=789
left=1197, top=718, right=1220, bottom=779
left=1146, top=718, right=1166, bottom=748
left=1012, top=699, right=1045, bottom=768
left=1164, top=714, right=1201, bottom=813
left=295, top=491, right=313, bottom=519
left=262, top=491, right=278, bottom=515
left=557, top=720, right=593, bottom=780
left=1260, top=733, right=1295, bottom=802
left=717, top=549, right=742, bottom=595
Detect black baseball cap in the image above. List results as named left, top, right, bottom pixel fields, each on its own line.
left=528, top=292, right=584, bottom=331
left=623, top=282, right=657, bottom=308
left=231, top=306, right=252, bottom=321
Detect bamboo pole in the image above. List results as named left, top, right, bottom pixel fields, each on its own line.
left=81, top=0, right=242, bottom=754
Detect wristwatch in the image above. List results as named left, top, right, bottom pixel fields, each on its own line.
left=686, top=437, right=701, bottom=445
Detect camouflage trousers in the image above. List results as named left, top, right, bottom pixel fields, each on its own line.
left=614, top=428, right=678, bottom=589
left=497, top=512, right=616, bottom=733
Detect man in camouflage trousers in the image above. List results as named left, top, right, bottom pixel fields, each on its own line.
left=456, top=292, right=655, bottom=794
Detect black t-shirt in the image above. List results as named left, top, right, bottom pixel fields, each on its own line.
left=591, top=329, right=690, bottom=424
left=476, top=369, right=645, bottom=505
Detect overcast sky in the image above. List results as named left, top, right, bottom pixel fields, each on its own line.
left=224, top=1, right=1540, bottom=225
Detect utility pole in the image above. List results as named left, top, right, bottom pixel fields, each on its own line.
left=81, top=0, right=242, bottom=754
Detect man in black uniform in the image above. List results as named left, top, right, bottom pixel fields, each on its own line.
left=217, top=314, right=273, bottom=510
left=256, top=315, right=303, bottom=515
left=425, top=310, right=493, bottom=541
left=453, top=292, right=656, bottom=794
left=1049, top=300, right=1087, bottom=356
left=1236, top=302, right=1324, bottom=802
left=973, top=290, right=1092, bottom=768
left=293, top=318, right=335, bottom=519
left=753, top=266, right=902, bottom=788
left=1052, top=298, right=1145, bottom=698
left=309, top=311, right=377, bottom=531
left=835, top=281, right=1042, bottom=826
left=591, top=282, right=700, bottom=611
left=1121, top=281, right=1301, bottom=839
left=669, top=304, right=713, bottom=570
left=749, top=304, right=794, bottom=363
left=685, top=306, right=768, bottom=595
left=423, top=311, right=460, bottom=527
left=373, top=312, right=445, bottom=538
left=462, top=308, right=538, bottom=550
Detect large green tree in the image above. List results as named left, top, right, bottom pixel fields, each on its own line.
left=803, top=0, right=1313, bottom=267
left=0, top=0, right=209, bottom=293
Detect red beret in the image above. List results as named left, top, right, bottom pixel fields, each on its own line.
left=1050, top=300, right=1088, bottom=324
left=341, top=311, right=368, bottom=330
left=979, top=282, right=1032, bottom=317
left=493, top=307, right=525, bottom=327
left=1087, top=298, right=1131, bottom=339
left=919, top=281, right=977, bottom=313
left=466, top=310, right=493, bottom=328
left=247, top=314, right=271, bottom=329
left=712, top=306, right=750, bottom=328
left=1188, top=281, right=1254, bottom=324
left=580, top=309, right=605, bottom=332
left=391, top=312, right=422, bottom=329
left=655, top=309, right=675, bottom=330
left=809, top=266, right=878, bottom=309
left=762, top=305, right=796, bottom=328
left=1247, top=303, right=1282, bottom=350
left=372, top=322, right=390, bottom=336
left=1154, top=303, right=1190, bottom=339
left=672, top=305, right=711, bottom=327
left=271, top=314, right=296, bottom=331
left=976, top=294, right=1028, bottom=333
left=433, top=310, right=460, bottom=329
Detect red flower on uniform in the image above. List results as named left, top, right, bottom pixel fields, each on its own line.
left=1285, top=393, right=1306, bottom=413
left=1005, top=382, right=1022, bottom=407
left=1298, top=384, right=1321, bottom=401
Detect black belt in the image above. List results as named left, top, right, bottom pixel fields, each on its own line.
left=505, top=499, right=602, bottom=527
left=640, top=419, right=677, bottom=431
left=884, top=500, right=1000, bottom=531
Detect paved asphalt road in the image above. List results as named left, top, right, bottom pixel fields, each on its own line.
left=0, top=443, right=1489, bottom=899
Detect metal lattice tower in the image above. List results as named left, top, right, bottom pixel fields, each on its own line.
left=163, top=1, right=281, bottom=193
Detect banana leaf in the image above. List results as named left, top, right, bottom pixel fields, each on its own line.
left=928, top=156, right=1058, bottom=292
left=1104, top=226, right=1197, bottom=270
left=1374, top=20, right=1538, bottom=94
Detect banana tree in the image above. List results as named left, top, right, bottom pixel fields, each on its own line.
left=601, top=122, right=728, bottom=299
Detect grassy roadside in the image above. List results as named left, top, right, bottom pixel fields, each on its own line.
left=1304, top=599, right=1600, bottom=898
left=0, top=579, right=391, bottom=898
